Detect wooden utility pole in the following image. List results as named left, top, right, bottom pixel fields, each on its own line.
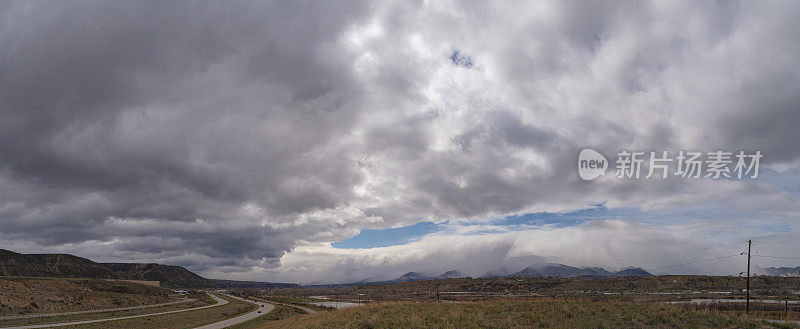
left=785, top=300, right=789, bottom=325
left=746, top=239, right=751, bottom=314
left=436, top=281, right=440, bottom=303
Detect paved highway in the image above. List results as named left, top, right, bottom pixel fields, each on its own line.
left=249, top=297, right=317, bottom=314
left=194, top=295, right=274, bottom=329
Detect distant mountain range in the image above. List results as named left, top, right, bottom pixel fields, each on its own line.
left=480, top=268, right=513, bottom=278
left=332, top=263, right=654, bottom=287
left=0, top=249, right=296, bottom=289
left=437, top=270, right=465, bottom=279
left=497, top=263, right=652, bottom=278
left=391, top=271, right=432, bottom=283
left=763, top=266, right=800, bottom=277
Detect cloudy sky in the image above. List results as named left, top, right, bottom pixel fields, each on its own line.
left=1, top=0, right=799, bottom=284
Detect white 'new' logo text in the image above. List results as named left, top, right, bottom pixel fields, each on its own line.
left=578, top=148, right=608, bottom=181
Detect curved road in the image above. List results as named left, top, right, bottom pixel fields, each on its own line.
left=194, top=295, right=274, bottom=329
left=1, top=294, right=228, bottom=329
left=249, top=297, right=316, bottom=314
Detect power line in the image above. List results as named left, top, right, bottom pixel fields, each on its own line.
left=750, top=260, right=766, bottom=275
left=648, top=253, right=744, bottom=271
left=610, top=241, right=747, bottom=267
left=642, top=241, right=799, bottom=273
left=756, top=255, right=800, bottom=261
left=751, top=245, right=770, bottom=273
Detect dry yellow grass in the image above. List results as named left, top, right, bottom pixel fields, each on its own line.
left=249, top=299, right=797, bottom=329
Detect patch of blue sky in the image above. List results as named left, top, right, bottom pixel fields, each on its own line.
left=331, top=191, right=797, bottom=249
left=332, top=206, right=661, bottom=249
left=488, top=205, right=623, bottom=227
left=333, top=205, right=636, bottom=249
left=451, top=205, right=643, bottom=235
left=749, top=221, right=794, bottom=234
left=449, top=49, right=473, bottom=68
left=331, top=221, right=441, bottom=249
left=756, top=168, right=800, bottom=194
left=610, top=204, right=731, bottom=225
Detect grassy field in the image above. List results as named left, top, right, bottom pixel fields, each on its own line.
left=0, top=292, right=213, bottom=327
left=0, top=278, right=173, bottom=315
left=64, top=294, right=255, bottom=329
left=247, top=299, right=799, bottom=329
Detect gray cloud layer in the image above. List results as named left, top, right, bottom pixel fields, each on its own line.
left=1, top=0, right=799, bottom=280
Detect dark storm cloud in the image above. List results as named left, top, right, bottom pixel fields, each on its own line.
left=0, top=0, right=372, bottom=270
left=716, top=75, right=800, bottom=163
